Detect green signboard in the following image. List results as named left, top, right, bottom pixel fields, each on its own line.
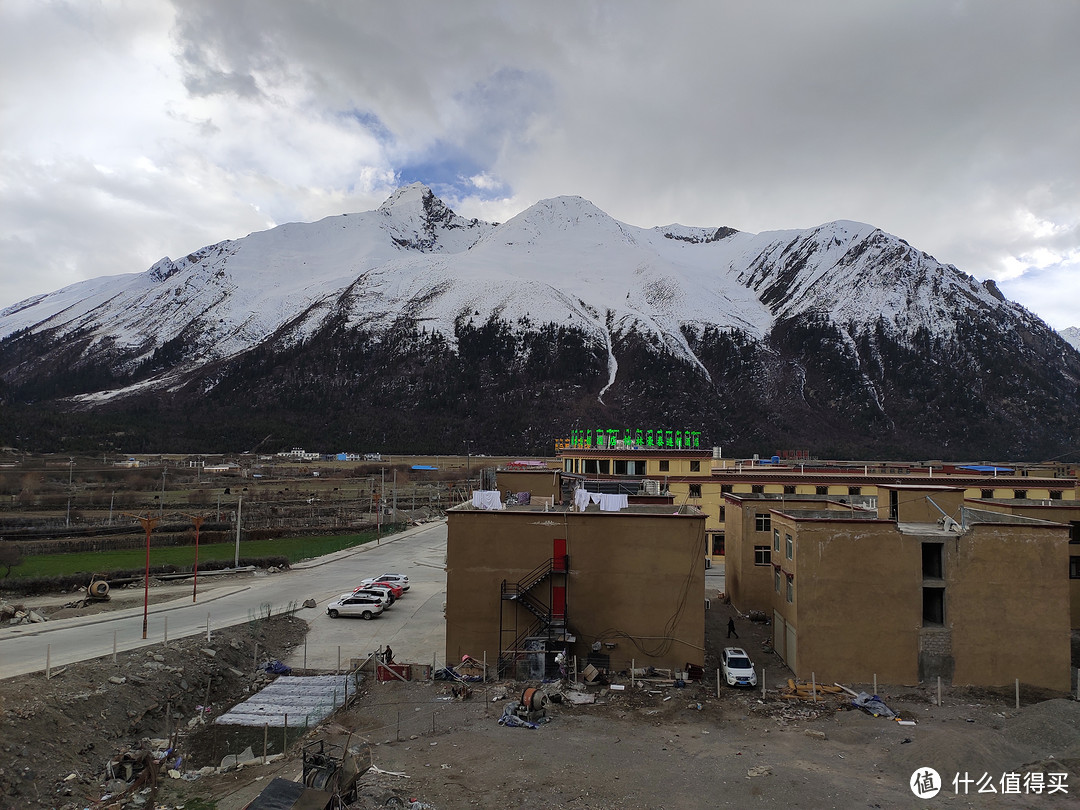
left=562, top=428, right=703, bottom=450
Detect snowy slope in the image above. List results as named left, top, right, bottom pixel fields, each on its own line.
left=0, top=183, right=1033, bottom=401
left=1061, top=326, right=1080, bottom=351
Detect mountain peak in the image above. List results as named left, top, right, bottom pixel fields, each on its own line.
left=378, top=182, right=440, bottom=213
left=377, top=183, right=486, bottom=253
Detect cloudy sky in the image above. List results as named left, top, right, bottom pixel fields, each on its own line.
left=2, top=0, right=1078, bottom=329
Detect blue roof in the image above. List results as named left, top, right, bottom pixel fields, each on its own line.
left=957, top=465, right=1013, bottom=473
left=411, top=465, right=438, bottom=471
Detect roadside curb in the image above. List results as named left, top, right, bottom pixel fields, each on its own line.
left=290, top=518, right=446, bottom=570
left=0, top=584, right=253, bottom=639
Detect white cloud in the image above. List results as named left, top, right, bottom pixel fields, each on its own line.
left=1, top=0, right=1078, bottom=330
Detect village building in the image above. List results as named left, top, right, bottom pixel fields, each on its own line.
left=445, top=496, right=706, bottom=679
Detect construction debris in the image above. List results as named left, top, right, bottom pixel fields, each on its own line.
left=779, top=679, right=846, bottom=702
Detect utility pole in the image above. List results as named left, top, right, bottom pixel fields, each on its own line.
left=159, top=466, right=167, bottom=517
left=182, top=514, right=205, bottom=602
left=234, top=495, right=242, bottom=568
left=66, top=458, right=74, bottom=528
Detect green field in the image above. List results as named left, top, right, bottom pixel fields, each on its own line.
left=7, top=528, right=403, bottom=579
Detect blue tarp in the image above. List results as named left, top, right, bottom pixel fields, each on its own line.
left=957, top=465, right=1013, bottom=473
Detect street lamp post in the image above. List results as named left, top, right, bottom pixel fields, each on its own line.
left=124, top=513, right=160, bottom=639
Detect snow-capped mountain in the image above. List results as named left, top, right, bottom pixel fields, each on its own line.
left=1, top=183, right=1078, bottom=458
left=1061, top=327, right=1080, bottom=351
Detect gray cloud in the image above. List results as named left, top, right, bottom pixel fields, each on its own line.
left=1, top=0, right=1077, bottom=328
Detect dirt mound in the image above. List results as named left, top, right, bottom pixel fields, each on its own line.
left=1005, top=698, right=1080, bottom=759
left=0, top=613, right=307, bottom=810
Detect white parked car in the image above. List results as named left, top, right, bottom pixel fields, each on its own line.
left=721, top=647, right=758, bottom=687
left=363, top=573, right=410, bottom=591
left=326, top=593, right=384, bottom=620
left=352, top=586, right=394, bottom=606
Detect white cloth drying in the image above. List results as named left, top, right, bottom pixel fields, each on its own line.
left=472, top=490, right=504, bottom=510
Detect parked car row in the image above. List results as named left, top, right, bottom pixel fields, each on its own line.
left=326, top=573, right=410, bottom=620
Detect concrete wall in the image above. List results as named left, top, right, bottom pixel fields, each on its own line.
left=772, top=515, right=922, bottom=684
left=767, top=514, right=1071, bottom=691
left=495, top=469, right=562, bottom=503
left=964, top=501, right=1079, bottom=629
left=876, top=486, right=965, bottom=523
left=947, top=523, right=1070, bottom=691
left=722, top=497, right=775, bottom=613
left=445, top=507, right=706, bottom=674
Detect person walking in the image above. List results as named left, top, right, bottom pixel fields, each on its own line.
left=727, top=617, right=739, bottom=639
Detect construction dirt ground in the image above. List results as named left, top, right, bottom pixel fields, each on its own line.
left=1, top=581, right=1079, bottom=810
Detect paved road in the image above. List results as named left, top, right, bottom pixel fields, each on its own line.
left=0, top=521, right=448, bottom=679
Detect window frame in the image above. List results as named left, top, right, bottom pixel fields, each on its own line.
left=754, top=546, right=771, bottom=566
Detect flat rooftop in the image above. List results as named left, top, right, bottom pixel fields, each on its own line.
left=451, top=503, right=703, bottom=516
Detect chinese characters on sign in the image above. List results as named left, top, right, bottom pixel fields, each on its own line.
left=911, top=767, right=1068, bottom=798
left=556, top=428, right=704, bottom=452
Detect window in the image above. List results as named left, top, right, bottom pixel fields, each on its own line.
left=980, top=489, right=993, bottom=499
left=922, top=587, right=945, bottom=625
left=689, top=483, right=702, bottom=498
left=755, top=513, right=771, bottom=532
left=786, top=577, right=793, bottom=603
left=598, top=460, right=610, bottom=474
left=785, top=533, right=793, bottom=560
left=1050, top=490, right=1063, bottom=500
left=721, top=484, right=733, bottom=494
left=773, top=528, right=780, bottom=553
left=584, top=459, right=598, bottom=474
left=816, top=485, right=828, bottom=495
left=690, top=460, right=700, bottom=472
left=754, top=546, right=771, bottom=565
left=711, top=533, right=726, bottom=556
left=564, top=459, right=574, bottom=472
left=1070, top=556, right=1080, bottom=579
left=1013, top=490, right=1027, bottom=499
left=659, top=460, right=670, bottom=472
left=922, top=543, right=944, bottom=579
left=848, top=486, right=861, bottom=496
left=783, top=485, right=796, bottom=494
left=774, top=568, right=781, bottom=593
left=718, top=506, right=726, bottom=521
left=751, top=484, right=764, bottom=494
left=614, top=459, right=627, bottom=475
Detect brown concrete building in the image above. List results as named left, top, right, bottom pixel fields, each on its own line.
left=723, top=493, right=865, bottom=614
left=757, top=486, right=1071, bottom=691
left=445, top=501, right=706, bottom=679
left=556, top=445, right=1078, bottom=569
left=959, top=497, right=1080, bottom=627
